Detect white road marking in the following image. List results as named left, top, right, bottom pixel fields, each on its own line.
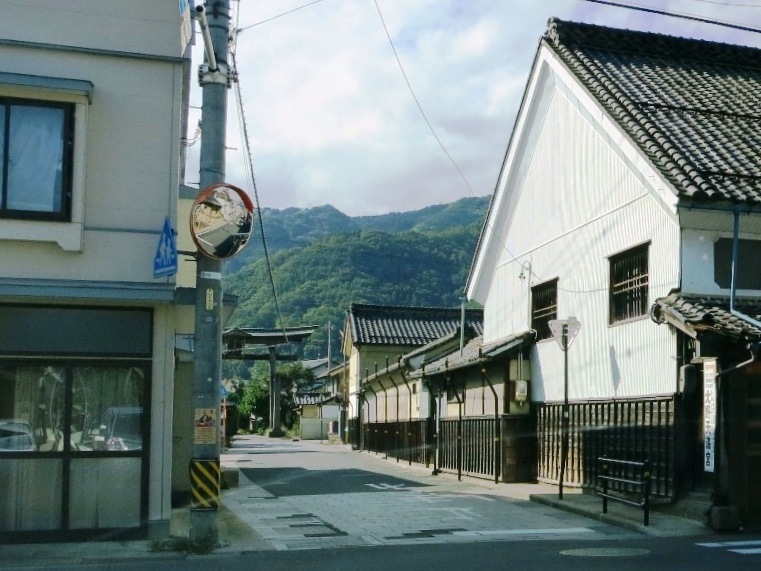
left=366, top=483, right=409, bottom=490
left=697, top=540, right=761, bottom=548
left=453, top=527, right=595, bottom=537
left=729, top=548, right=761, bottom=555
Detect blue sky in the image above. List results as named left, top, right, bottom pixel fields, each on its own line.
left=185, top=0, right=761, bottom=216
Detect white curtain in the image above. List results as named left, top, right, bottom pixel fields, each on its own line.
left=6, top=105, right=64, bottom=212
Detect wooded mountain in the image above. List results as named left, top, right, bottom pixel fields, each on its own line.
left=223, top=195, right=489, bottom=361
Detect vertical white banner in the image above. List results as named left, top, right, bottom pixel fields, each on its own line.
left=703, top=359, right=717, bottom=473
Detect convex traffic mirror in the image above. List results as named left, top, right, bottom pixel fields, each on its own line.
left=189, top=183, right=254, bottom=259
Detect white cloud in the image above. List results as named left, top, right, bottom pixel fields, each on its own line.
left=184, top=0, right=761, bottom=216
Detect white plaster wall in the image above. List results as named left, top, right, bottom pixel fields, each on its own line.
left=482, top=53, right=682, bottom=403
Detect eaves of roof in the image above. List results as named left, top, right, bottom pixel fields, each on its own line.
left=294, top=394, right=339, bottom=406
left=223, top=326, right=318, bottom=348
left=407, top=330, right=536, bottom=380
left=651, top=292, right=761, bottom=340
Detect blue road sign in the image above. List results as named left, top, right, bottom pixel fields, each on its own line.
left=154, top=217, right=178, bottom=278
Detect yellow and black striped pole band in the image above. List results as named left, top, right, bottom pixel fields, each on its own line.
left=190, top=458, right=221, bottom=510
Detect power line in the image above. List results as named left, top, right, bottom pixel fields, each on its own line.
left=230, top=47, right=290, bottom=341
left=582, top=0, right=761, bottom=34
left=231, top=0, right=526, bottom=288
left=687, top=0, right=761, bottom=8
left=372, top=0, right=522, bottom=298
left=237, top=0, right=328, bottom=33
left=372, top=0, right=477, bottom=197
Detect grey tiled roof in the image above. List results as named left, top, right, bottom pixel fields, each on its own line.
left=545, top=19, right=761, bottom=205
left=651, top=292, right=761, bottom=339
left=347, top=303, right=484, bottom=346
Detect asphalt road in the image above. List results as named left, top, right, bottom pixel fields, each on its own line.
left=25, top=534, right=761, bottom=571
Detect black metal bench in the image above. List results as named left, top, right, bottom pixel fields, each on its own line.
left=597, top=457, right=651, bottom=526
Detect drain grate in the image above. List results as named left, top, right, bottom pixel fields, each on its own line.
left=385, top=528, right=467, bottom=540
left=275, top=513, right=347, bottom=538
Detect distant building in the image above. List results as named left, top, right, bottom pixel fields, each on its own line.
left=342, top=303, right=483, bottom=447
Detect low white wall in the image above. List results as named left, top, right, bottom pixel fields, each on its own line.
left=300, top=418, right=338, bottom=440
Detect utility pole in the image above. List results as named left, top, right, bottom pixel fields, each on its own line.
left=191, top=0, right=231, bottom=545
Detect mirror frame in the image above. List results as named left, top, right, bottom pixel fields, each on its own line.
left=189, top=183, right=254, bottom=259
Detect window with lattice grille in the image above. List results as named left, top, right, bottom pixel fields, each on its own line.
left=531, top=279, right=557, bottom=340
left=609, top=244, right=649, bottom=324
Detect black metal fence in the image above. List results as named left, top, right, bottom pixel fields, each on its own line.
left=536, top=398, right=675, bottom=498
left=352, top=417, right=500, bottom=481
left=361, top=420, right=433, bottom=466
left=440, top=417, right=497, bottom=479
left=350, top=397, right=675, bottom=495
left=347, top=415, right=361, bottom=448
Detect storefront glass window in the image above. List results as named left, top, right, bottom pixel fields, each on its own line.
left=0, top=365, right=65, bottom=453
left=0, top=362, right=148, bottom=534
left=70, top=366, right=145, bottom=452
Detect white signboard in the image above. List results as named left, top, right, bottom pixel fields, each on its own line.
left=703, top=359, right=717, bottom=473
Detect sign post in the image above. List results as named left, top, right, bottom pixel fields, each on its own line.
left=549, top=317, right=580, bottom=500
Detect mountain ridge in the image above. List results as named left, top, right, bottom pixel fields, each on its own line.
left=223, top=195, right=490, bottom=361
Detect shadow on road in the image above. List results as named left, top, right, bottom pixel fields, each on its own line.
left=239, top=467, right=430, bottom=496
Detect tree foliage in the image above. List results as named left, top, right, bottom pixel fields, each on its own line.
left=237, top=362, right=270, bottom=422
left=223, top=197, right=488, bottom=361
left=236, top=362, right=317, bottom=430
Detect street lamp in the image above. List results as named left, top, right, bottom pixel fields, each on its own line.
left=549, top=316, right=580, bottom=500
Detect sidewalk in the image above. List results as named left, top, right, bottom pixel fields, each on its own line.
left=341, top=442, right=710, bottom=539
left=0, top=437, right=713, bottom=568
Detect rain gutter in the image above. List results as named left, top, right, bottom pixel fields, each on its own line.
left=398, top=361, right=415, bottom=467
left=478, top=356, right=500, bottom=484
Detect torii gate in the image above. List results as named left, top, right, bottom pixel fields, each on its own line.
left=223, top=326, right=317, bottom=437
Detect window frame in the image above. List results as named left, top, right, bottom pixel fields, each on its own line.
left=609, top=243, right=650, bottom=324
left=531, top=278, right=558, bottom=341
left=0, top=97, right=75, bottom=221
left=0, top=72, right=91, bottom=251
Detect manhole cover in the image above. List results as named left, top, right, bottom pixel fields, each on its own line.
left=560, top=547, right=650, bottom=557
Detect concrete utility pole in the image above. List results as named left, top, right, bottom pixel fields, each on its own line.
left=191, top=0, right=231, bottom=544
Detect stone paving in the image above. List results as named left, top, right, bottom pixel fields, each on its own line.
left=219, top=435, right=643, bottom=551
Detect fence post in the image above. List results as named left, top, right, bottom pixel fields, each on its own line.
left=601, top=457, right=609, bottom=514
left=643, top=459, right=651, bottom=526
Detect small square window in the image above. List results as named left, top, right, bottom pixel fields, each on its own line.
left=0, top=98, right=73, bottom=220
left=531, top=279, right=558, bottom=340
left=609, top=244, right=649, bottom=324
